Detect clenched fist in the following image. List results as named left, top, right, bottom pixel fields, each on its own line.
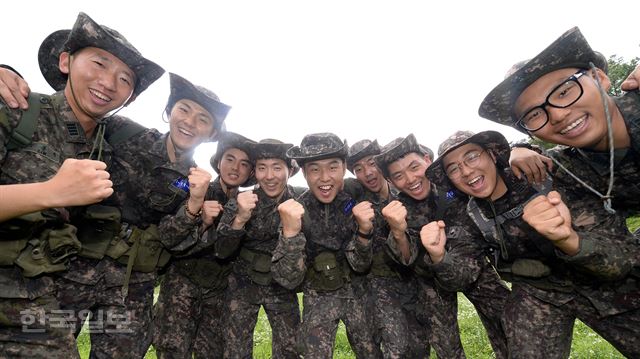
left=202, top=200, right=224, bottom=228
left=382, top=200, right=408, bottom=237
left=420, top=221, right=447, bottom=264
left=522, top=191, right=579, bottom=255
left=48, top=158, right=113, bottom=207
left=232, top=190, right=259, bottom=229
left=352, top=201, right=375, bottom=235
left=278, top=199, right=305, bottom=238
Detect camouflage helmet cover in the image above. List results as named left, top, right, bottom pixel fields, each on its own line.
left=286, top=132, right=348, bottom=166
left=346, top=139, right=381, bottom=173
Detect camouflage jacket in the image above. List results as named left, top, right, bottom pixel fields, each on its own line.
left=547, top=90, right=640, bottom=218
left=271, top=189, right=373, bottom=291
left=427, top=170, right=640, bottom=316
left=0, top=91, right=115, bottom=298
left=343, top=178, right=411, bottom=279
left=60, top=118, right=201, bottom=286
left=216, top=185, right=306, bottom=258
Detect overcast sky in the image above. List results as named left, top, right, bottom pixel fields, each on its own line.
left=5, top=1, right=639, bottom=186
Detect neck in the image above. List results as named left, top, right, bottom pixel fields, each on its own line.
left=64, top=87, right=97, bottom=138
left=220, top=178, right=238, bottom=198
left=489, top=175, right=508, bottom=201
left=378, top=181, right=390, bottom=200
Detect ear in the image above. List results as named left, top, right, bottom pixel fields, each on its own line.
left=488, top=150, right=498, bottom=164
left=58, top=52, right=71, bottom=75
left=208, top=128, right=219, bottom=142
left=592, top=68, right=611, bottom=92
left=423, top=154, right=432, bottom=166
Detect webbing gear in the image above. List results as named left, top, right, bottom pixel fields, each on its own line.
left=104, top=120, right=146, bottom=145
left=467, top=176, right=552, bottom=264
left=239, top=247, right=273, bottom=286
left=0, top=212, right=46, bottom=265
left=76, top=205, right=122, bottom=259
left=6, top=93, right=49, bottom=150
left=308, top=251, right=347, bottom=291
left=14, top=224, right=81, bottom=277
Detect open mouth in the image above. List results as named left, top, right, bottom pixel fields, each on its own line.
left=559, top=115, right=587, bottom=136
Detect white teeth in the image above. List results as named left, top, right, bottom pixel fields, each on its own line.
left=319, top=185, right=332, bottom=190
left=560, top=117, right=585, bottom=134
left=179, top=128, right=194, bottom=137
left=409, top=182, right=420, bottom=190
left=90, top=89, right=111, bottom=102
left=468, top=176, right=481, bottom=185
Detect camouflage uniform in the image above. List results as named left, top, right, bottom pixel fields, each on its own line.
left=0, top=12, right=162, bottom=359
left=375, top=134, right=510, bottom=359
left=153, top=133, right=253, bottom=359
left=426, top=130, right=640, bottom=358
left=216, top=185, right=304, bottom=359
left=271, top=133, right=381, bottom=359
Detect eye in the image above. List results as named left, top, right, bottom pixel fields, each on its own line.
left=93, top=60, right=104, bottom=68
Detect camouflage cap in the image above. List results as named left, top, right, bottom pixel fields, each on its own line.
left=346, top=139, right=380, bottom=173
left=247, top=139, right=300, bottom=178
left=286, top=132, right=348, bottom=166
left=478, top=27, right=607, bottom=133
left=210, top=131, right=256, bottom=174
left=373, top=134, right=428, bottom=179
left=38, top=12, right=164, bottom=100
left=167, top=73, right=231, bottom=136
left=419, top=144, right=435, bottom=162
left=426, top=130, right=510, bottom=188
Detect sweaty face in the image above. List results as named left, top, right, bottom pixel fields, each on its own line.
left=218, top=148, right=252, bottom=187
left=443, top=143, right=506, bottom=200
left=255, top=158, right=289, bottom=198
left=60, top=47, right=135, bottom=121
left=303, top=158, right=346, bottom=204
left=514, top=67, right=611, bottom=150
left=352, top=155, right=385, bottom=193
left=387, top=152, right=431, bottom=200
left=168, top=99, right=217, bottom=153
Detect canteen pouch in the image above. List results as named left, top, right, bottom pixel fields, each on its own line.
left=76, top=205, right=122, bottom=259
left=310, top=251, right=344, bottom=291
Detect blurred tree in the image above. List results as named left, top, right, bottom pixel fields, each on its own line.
left=606, top=54, right=639, bottom=96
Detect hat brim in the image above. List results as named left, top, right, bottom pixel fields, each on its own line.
left=478, top=27, right=606, bottom=133
left=286, top=146, right=348, bottom=165
left=427, top=131, right=510, bottom=188
left=168, top=73, right=231, bottom=129
left=38, top=30, right=71, bottom=91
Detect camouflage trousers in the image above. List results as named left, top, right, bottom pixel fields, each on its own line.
left=223, top=270, right=300, bottom=359
left=461, top=262, right=509, bottom=359
left=416, top=278, right=465, bottom=359
left=300, top=286, right=382, bottom=359
left=503, top=283, right=640, bottom=358
left=55, top=276, right=154, bottom=359
left=152, top=265, right=226, bottom=359
left=398, top=277, right=431, bottom=358
left=367, top=276, right=417, bottom=358
left=0, top=294, right=80, bottom=359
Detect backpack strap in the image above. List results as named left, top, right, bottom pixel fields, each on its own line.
left=7, top=93, right=48, bottom=150
left=105, top=120, right=147, bottom=146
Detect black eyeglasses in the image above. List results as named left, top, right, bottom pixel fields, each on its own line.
left=516, top=70, right=587, bottom=132
left=445, top=149, right=485, bottom=179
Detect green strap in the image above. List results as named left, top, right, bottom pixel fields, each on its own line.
left=7, top=93, right=44, bottom=150
left=121, top=233, right=141, bottom=299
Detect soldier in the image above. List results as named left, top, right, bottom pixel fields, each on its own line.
left=479, top=27, right=640, bottom=220
left=373, top=134, right=511, bottom=358
left=0, top=12, right=163, bottom=359
left=424, top=130, right=640, bottom=358
left=272, top=133, right=381, bottom=358
left=343, top=139, right=427, bottom=358
left=214, top=139, right=303, bottom=358
left=153, top=131, right=255, bottom=359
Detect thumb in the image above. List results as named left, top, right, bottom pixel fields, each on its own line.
left=511, top=164, right=523, bottom=179
left=547, top=190, right=562, bottom=205
left=621, top=78, right=639, bottom=92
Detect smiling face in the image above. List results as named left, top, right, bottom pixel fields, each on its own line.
left=387, top=152, right=431, bottom=200
left=60, top=47, right=135, bottom=125
left=302, top=157, right=346, bottom=204
left=442, top=143, right=507, bottom=200
left=168, top=99, right=217, bottom=154
left=513, top=67, right=613, bottom=150
left=352, top=155, right=385, bottom=193
left=255, top=158, right=289, bottom=198
left=218, top=147, right=253, bottom=187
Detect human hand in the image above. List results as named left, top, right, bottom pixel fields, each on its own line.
left=277, top=198, right=305, bottom=238
left=509, top=147, right=553, bottom=184
left=0, top=66, right=30, bottom=109
left=420, top=220, right=447, bottom=264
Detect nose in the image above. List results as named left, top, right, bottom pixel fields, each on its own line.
left=547, top=106, right=571, bottom=126
left=266, top=167, right=275, bottom=179
left=364, top=166, right=374, bottom=178
left=319, top=168, right=331, bottom=182
left=99, top=72, right=118, bottom=92
left=459, top=163, right=474, bottom=177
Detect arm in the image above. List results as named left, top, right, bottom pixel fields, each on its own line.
left=382, top=200, right=415, bottom=264
left=0, top=65, right=30, bottom=110
left=214, top=198, right=248, bottom=259
left=0, top=158, right=113, bottom=222
left=509, top=145, right=553, bottom=184
left=271, top=198, right=307, bottom=290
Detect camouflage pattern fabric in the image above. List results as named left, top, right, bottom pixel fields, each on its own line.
left=216, top=185, right=301, bottom=358
left=153, top=177, right=232, bottom=358
left=55, top=277, right=153, bottom=359
left=372, top=134, right=427, bottom=179
left=167, top=73, right=230, bottom=131
left=271, top=189, right=380, bottom=358
left=0, top=91, right=115, bottom=356
left=0, top=295, right=79, bottom=359
left=346, top=139, right=380, bottom=172
left=478, top=26, right=606, bottom=131
left=38, top=12, right=163, bottom=97
left=285, top=132, right=348, bottom=166
left=152, top=265, right=226, bottom=359
left=428, top=168, right=640, bottom=357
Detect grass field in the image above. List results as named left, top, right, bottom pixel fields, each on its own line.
left=77, top=218, right=639, bottom=358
